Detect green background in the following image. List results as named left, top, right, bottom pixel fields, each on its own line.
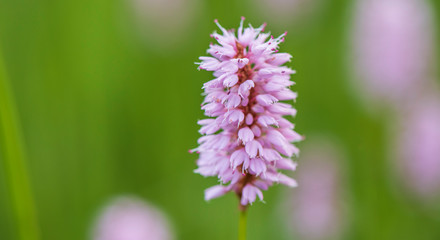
left=1, top=0, right=440, bottom=239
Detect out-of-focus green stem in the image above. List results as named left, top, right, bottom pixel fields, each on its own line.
left=0, top=49, right=40, bottom=240
left=238, top=209, right=247, bottom=240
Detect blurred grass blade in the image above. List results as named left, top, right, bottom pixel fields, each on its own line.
left=0, top=48, right=40, bottom=240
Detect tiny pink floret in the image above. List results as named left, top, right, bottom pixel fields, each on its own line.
left=193, top=18, right=301, bottom=207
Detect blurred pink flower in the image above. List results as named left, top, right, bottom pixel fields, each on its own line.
left=93, top=197, right=173, bottom=240
left=254, top=0, right=325, bottom=25
left=288, top=140, right=346, bottom=240
left=394, top=93, right=440, bottom=199
left=192, top=18, right=302, bottom=207
left=128, top=0, right=200, bottom=49
left=351, top=0, right=435, bottom=105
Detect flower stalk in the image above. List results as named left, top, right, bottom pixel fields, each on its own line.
left=238, top=209, right=247, bottom=240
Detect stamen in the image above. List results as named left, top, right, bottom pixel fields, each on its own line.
left=214, top=19, right=228, bottom=35
left=239, top=16, right=245, bottom=36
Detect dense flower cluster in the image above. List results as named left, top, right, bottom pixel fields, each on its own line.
left=192, top=18, right=302, bottom=207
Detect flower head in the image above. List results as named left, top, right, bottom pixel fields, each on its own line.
left=192, top=18, right=302, bottom=207
left=394, top=93, right=440, bottom=199
left=286, top=140, right=346, bottom=240
left=92, top=196, right=173, bottom=240
left=351, top=0, right=435, bottom=105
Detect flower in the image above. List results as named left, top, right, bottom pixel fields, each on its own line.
left=129, top=0, right=200, bottom=50
left=286, top=140, right=346, bottom=240
left=254, top=0, right=325, bottom=25
left=351, top=0, right=435, bottom=106
left=394, top=93, right=440, bottom=199
left=192, top=18, right=302, bottom=207
left=92, top=196, right=173, bottom=240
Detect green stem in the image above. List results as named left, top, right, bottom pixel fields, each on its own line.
left=238, top=209, right=247, bottom=240
left=0, top=48, right=40, bottom=240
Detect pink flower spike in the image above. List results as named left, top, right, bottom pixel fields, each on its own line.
left=286, top=140, right=347, bottom=240
left=351, top=0, right=434, bottom=106
left=193, top=18, right=301, bottom=207
left=93, top=197, right=173, bottom=240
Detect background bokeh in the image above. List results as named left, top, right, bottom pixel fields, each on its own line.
left=1, top=0, right=440, bottom=240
